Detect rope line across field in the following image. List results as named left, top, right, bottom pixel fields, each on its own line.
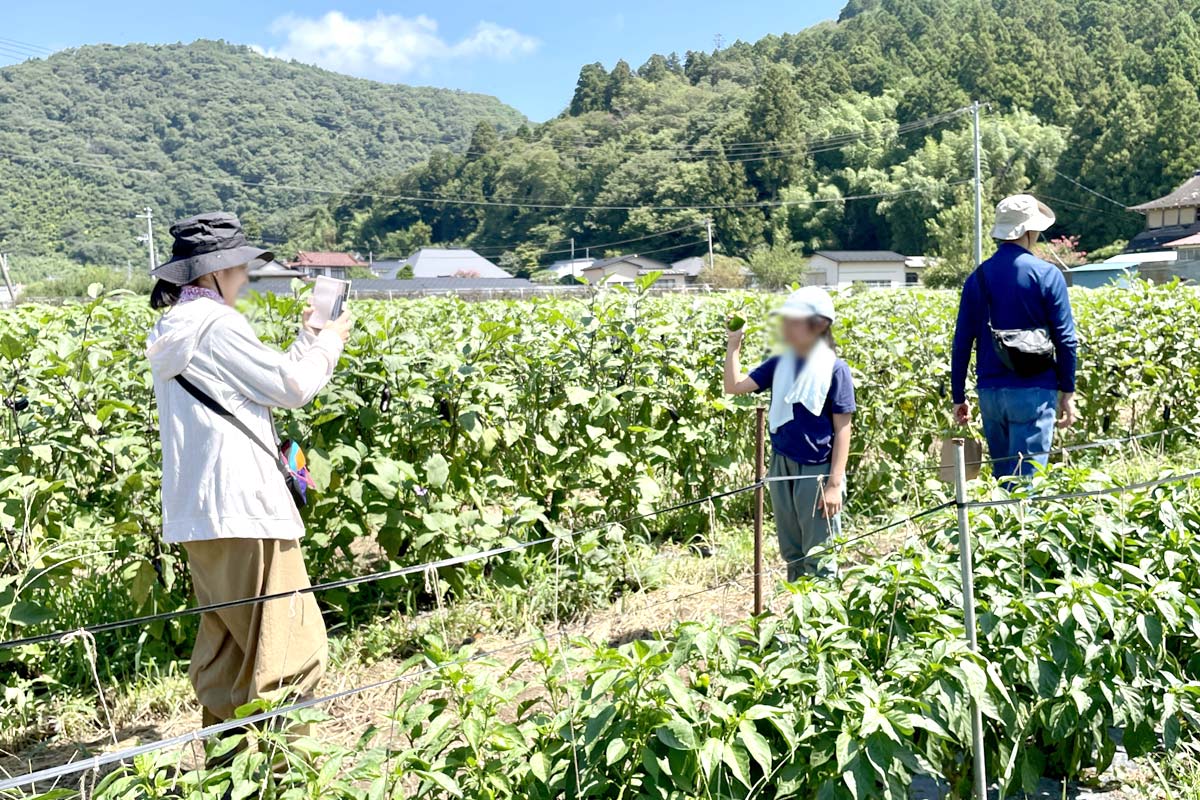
left=3, top=458, right=1199, bottom=790
left=0, top=423, right=1187, bottom=653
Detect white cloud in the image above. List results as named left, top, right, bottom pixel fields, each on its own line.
left=258, top=11, right=539, bottom=77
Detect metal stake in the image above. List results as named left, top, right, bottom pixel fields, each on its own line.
left=753, top=407, right=765, bottom=615
left=954, top=438, right=987, bottom=800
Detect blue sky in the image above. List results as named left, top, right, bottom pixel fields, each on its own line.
left=2, top=1, right=844, bottom=120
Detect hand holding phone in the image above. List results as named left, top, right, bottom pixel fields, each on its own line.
left=309, top=276, right=351, bottom=329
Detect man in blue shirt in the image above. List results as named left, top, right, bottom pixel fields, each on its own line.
left=951, top=195, right=1079, bottom=478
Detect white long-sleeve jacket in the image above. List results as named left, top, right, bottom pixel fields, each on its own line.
left=146, top=297, right=344, bottom=543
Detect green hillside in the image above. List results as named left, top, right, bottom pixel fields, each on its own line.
left=309, top=0, right=1200, bottom=281
left=0, top=40, right=526, bottom=273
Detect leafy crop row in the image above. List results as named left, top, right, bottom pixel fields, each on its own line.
left=1, top=282, right=1198, bottom=711
left=21, top=463, right=1200, bottom=800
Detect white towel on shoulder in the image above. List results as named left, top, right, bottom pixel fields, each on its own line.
left=768, top=341, right=837, bottom=434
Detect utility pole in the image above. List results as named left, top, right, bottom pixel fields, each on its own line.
left=135, top=207, right=158, bottom=273
left=0, top=253, right=15, bottom=305
left=972, top=101, right=983, bottom=267
left=570, top=237, right=575, bottom=261
left=706, top=218, right=715, bottom=272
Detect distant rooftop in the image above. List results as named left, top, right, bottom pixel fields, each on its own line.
left=291, top=251, right=362, bottom=268
left=1165, top=233, right=1200, bottom=248
left=671, top=256, right=707, bottom=276
left=406, top=248, right=510, bottom=279
left=1129, top=170, right=1200, bottom=212
left=814, top=250, right=907, bottom=262
left=1104, top=250, right=1177, bottom=264
left=1068, top=263, right=1138, bottom=273
left=586, top=254, right=671, bottom=271
left=250, top=276, right=532, bottom=296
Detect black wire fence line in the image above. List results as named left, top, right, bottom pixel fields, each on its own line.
left=761, top=421, right=1193, bottom=485
left=960, top=468, right=1200, bottom=510
left=0, top=483, right=768, bottom=653
left=764, top=462, right=1200, bottom=571
left=5, top=413, right=1192, bottom=654
left=900, top=422, right=1195, bottom=476
left=3, top=421, right=1187, bottom=651
left=0, top=547, right=782, bottom=793
left=0, top=493, right=968, bottom=791
left=9, top=468, right=1189, bottom=792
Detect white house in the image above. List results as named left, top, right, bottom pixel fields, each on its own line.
left=580, top=254, right=671, bottom=285
left=806, top=251, right=920, bottom=289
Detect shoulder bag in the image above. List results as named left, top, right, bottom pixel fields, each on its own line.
left=974, top=267, right=1057, bottom=377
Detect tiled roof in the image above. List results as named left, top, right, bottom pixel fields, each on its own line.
left=291, top=251, right=362, bottom=268
left=1164, top=233, right=1200, bottom=248
left=671, top=256, right=707, bottom=276
left=1124, top=223, right=1200, bottom=253
left=586, top=254, right=670, bottom=271
left=1129, top=171, right=1200, bottom=211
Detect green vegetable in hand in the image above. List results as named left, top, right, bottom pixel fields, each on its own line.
left=727, top=315, right=746, bottom=331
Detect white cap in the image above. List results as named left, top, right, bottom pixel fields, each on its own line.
left=773, top=286, right=836, bottom=323
left=991, top=194, right=1056, bottom=241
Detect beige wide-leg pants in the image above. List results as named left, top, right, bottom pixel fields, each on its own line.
left=183, top=538, right=327, bottom=725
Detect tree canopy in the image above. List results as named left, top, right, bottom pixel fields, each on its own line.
left=302, top=0, right=1200, bottom=280
left=5, top=1, right=1200, bottom=286
left=0, top=40, right=525, bottom=272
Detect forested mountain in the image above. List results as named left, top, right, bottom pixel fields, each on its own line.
left=0, top=40, right=525, bottom=273
left=305, top=0, right=1200, bottom=280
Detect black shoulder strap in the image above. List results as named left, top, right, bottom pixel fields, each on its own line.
left=173, top=306, right=291, bottom=479
left=973, top=266, right=996, bottom=330
left=174, top=374, right=290, bottom=481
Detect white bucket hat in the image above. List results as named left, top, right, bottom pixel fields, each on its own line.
left=773, top=286, right=836, bottom=323
left=991, top=194, right=1056, bottom=241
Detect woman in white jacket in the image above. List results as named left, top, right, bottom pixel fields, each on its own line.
left=145, top=212, right=352, bottom=741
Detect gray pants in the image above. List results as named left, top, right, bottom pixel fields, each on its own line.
left=767, top=452, right=841, bottom=581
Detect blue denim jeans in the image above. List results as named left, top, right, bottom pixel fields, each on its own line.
left=976, top=387, right=1058, bottom=478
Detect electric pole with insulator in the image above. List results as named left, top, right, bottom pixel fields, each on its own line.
left=136, top=207, right=158, bottom=273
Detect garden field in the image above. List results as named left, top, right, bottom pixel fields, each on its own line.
left=2, top=281, right=1200, bottom=798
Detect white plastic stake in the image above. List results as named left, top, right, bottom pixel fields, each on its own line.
left=954, top=438, right=987, bottom=800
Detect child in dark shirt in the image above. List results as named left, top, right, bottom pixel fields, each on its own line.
left=724, top=287, right=856, bottom=580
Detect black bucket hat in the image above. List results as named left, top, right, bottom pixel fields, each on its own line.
left=151, top=212, right=273, bottom=285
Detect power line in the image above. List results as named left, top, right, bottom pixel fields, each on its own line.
left=0, top=149, right=969, bottom=211
left=1050, top=168, right=1129, bottom=209
left=0, top=47, right=39, bottom=64
left=584, top=237, right=709, bottom=261
left=472, top=222, right=707, bottom=257
left=0, top=37, right=56, bottom=55
left=540, top=107, right=970, bottom=159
